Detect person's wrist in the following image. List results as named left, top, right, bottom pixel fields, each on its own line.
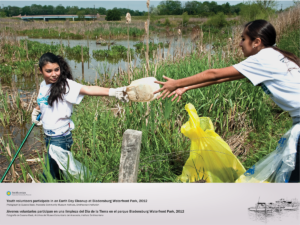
left=108, top=88, right=116, bottom=96
left=175, top=80, right=180, bottom=89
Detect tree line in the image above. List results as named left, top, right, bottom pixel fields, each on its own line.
left=0, top=5, right=145, bottom=17
left=1, top=1, right=243, bottom=18
left=0, top=0, right=279, bottom=18
left=152, top=1, right=242, bottom=16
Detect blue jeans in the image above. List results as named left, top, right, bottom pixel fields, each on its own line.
left=43, top=133, right=73, bottom=181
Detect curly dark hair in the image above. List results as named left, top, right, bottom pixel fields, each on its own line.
left=38, top=52, right=74, bottom=107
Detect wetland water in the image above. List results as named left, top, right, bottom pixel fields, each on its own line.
left=20, top=35, right=196, bottom=82
left=0, top=35, right=202, bottom=177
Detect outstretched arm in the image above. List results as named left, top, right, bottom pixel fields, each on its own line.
left=79, top=86, right=129, bottom=102
left=166, top=75, right=244, bottom=102
left=154, top=66, right=245, bottom=100
left=79, top=86, right=110, bottom=96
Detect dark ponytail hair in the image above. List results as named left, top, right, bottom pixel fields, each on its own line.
left=39, top=52, right=74, bottom=107
left=244, top=20, right=300, bottom=67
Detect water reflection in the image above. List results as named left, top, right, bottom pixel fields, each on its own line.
left=18, top=35, right=198, bottom=83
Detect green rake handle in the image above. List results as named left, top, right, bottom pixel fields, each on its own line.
left=0, top=114, right=41, bottom=183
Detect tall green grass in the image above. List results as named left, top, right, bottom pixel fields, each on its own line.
left=277, top=26, right=300, bottom=58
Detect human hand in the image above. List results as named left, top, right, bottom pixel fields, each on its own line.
left=153, top=76, right=178, bottom=100
left=168, top=87, right=188, bottom=102
left=31, top=108, right=42, bottom=126
left=109, top=87, right=129, bottom=102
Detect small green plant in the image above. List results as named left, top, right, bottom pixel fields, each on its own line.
left=182, top=12, right=189, bottom=27
left=0, top=11, right=6, bottom=18
left=164, top=18, right=171, bottom=26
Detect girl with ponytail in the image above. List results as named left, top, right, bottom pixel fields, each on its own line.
left=31, top=52, right=128, bottom=181
left=154, top=20, right=300, bottom=183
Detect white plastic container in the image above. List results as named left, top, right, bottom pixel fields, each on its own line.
left=126, top=77, right=160, bottom=102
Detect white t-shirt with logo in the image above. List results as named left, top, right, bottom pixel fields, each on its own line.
left=37, top=79, right=84, bottom=136
left=233, top=48, right=300, bottom=118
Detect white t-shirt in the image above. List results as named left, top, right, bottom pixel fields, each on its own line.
left=37, top=79, right=84, bottom=136
left=233, top=48, right=300, bottom=118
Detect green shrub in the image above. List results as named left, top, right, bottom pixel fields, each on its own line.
left=76, top=10, right=85, bottom=21
left=239, top=2, right=276, bottom=21
left=164, top=18, right=171, bottom=26
left=182, top=12, right=189, bottom=27
left=105, top=9, right=121, bottom=21
left=206, top=12, right=228, bottom=28
left=92, top=45, right=134, bottom=61
left=0, top=11, right=6, bottom=18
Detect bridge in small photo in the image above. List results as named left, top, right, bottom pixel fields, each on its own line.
left=12, top=13, right=105, bottom=21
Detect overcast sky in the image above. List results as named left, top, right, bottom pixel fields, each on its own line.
left=1, top=1, right=296, bottom=11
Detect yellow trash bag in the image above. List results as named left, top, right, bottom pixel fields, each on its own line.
left=178, top=103, right=246, bottom=183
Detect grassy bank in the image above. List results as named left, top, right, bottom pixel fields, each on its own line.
left=277, top=25, right=300, bottom=58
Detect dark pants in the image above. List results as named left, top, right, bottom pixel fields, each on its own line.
left=43, top=133, right=73, bottom=181
left=289, top=135, right=300, bottom=183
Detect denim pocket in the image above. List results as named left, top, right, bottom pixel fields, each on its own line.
left=44, top=133, right=73, bottom=151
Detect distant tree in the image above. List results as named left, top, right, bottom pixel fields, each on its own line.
left=67, top=6, right=79, bottom=15
left=200, top=4, right=210, bottom=17
left=30, top=4, right=43, bottom=15
left=97, top=7, right=106, bottom=15
left=222, top=2, right=231, bottom=15
left=150, top=5, right=160, bottom=15
left=21, top=6, right=31, bottom=15
left=44, top=5, right=54, bottom=15
left=208, top=1, right=218, bottom=14
left=8, top=6, right=20, bottom=16
left=255, top=0, right=277, bottom=10
left=231, top=3, right=243, bottom=15
left=240, top=1, right=276, bottom=21
left=158, top=0, right=182, bottom=15
left=54, top=4, right=66, bottom=15
left=77, top=10, right=85, bottom=21
left=84, top=7, right=93, bottom=15
left=184, top=1, right=202, bottom=15
left=105, top=8, right=121, bottom=21
left=0, top=11, right=6, bottom=17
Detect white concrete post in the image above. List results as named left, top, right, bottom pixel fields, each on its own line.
left=118, top=129, right=142, bottom=183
